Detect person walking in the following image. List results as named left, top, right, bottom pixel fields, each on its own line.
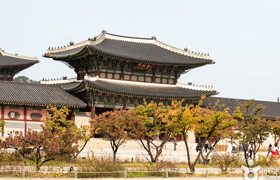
left=196, top=138, right=201, bottom=152
left=173, top=140, right=177, bottom=151
left=267, top=143, right=272, bottom=157
left=226, top=142, right=232, bottom=153
left=204, top=140, right=209, bottom=153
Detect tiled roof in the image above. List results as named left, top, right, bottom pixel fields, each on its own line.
left=0, top=48, right=38, bottom=67
left=63, top=78, right=217, bottom=99
left=44, top=32, right=214, bottom=66
left=203, top=97, right=280, bottom=118
left=0, top=81, right=86, bottom=107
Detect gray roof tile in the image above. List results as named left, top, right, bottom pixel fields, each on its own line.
left=62, top=79, right=217, bottom=99
left=203, top=97, right=280, bottom=118
left=44, top=32, right=213, bottom=66
left=0, top=49, right=38, bottom=67
left=0, top=81, right=86, bottom=107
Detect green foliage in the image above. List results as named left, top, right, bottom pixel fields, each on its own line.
left=134, top=100, right=168, bottom=139
left=0, top=120, right=5, bottom=134
left=271, top=117, right=280, bottom=142
left=233, top=99, right=271, bottom=165
left=256, top=155, right=267, bottom=166
left=14, top=76, right=39, bottom=84
left=0, top=151, right=22, bottom=165
left=132, top=100, right=171, bottom=163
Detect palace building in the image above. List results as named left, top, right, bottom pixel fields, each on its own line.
left=2, top=31, right=280, bottom=140
left=0, top=49, right=86, bottom=137
left=0, top=48, right=38, bottom=81
left=43, top=31, right=217, bottom=119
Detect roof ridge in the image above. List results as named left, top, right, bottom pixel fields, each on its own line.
left=1, top=81, right=61, bottom=87
left=0, top=48, right=38, bottom=61
left=45, top=32, right=108, bottom=54
left=105, top=31, right=153, bottom=41
left=177, top=82, right=216, bottom=92
left=209, top=96, right=279, bottom=103
left=104, top=32, right=212, bottom=60
left=44, top=31, right=213, bottom=61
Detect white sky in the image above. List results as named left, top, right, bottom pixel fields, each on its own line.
left=1, top=0, right=280, bottom=102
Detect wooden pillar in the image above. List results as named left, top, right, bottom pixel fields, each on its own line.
left=70, top=109, right=75, bottom=123
left=10, top=76, right=13, bottom=81
left=1, top=105, right=4, bottom=137
left=91, top=106, right=96, bottom=119
left=120, top=73, right=124, bottom=80
left=24, top=107, right=27, bottom=136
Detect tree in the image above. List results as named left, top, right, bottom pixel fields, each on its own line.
left=43, top=105, right=91, bottom=159
left=6, top=105, right=89, bottom=170
left=90, top=109, right=145, bottom=163
left=14, top=76, right=39, bottom=83
left=271, top=117, right=280, bottom=142
left=0, top=120, right=5, bottom=134
left=162, top=97, right=236, bottom=173
left=198, top=101, right=238, bottom=165
left=133, top=101, right=172, bottom=163
left=233, top=99, right=271, bottom=167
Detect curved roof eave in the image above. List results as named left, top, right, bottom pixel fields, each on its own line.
left=45, top=45, right=214, bottom=67
left=43, top=32, right=214, bottom=66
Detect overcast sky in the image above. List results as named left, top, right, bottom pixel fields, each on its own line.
left=1, top=0, right=280, bottom=102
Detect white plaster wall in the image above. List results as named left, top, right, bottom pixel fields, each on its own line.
left=4, top=121, right=24, bottom=137
left=75, top=112, right=91, bottom=127
left=27, top=122, right=43, bottom=132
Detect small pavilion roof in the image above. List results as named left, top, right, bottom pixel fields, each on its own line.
left=203, top=97, right=280, bottom=118
left=44, top=31, right=214, bottom=66
left=61, top=77, right=217, bottom=100
left=0, top=81, right=86, bottom=108
left=0, top=48, right=39, bottom=67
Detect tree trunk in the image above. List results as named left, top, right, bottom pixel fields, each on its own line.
left=73, top=137, right=90, bottom=159
left=182, top=131, right=196, bottom=173
left=189, top=165, right=195, bottom=174
left=113, top=150, right=117, bottom=163
left=35, top=158, right=40, bottom=171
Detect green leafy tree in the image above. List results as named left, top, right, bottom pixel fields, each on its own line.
left=90, top=109, right=145, bottom=163
left=133, top=100, right=172, bottom=163
left=271, top=117, right=280, bottom=142
left=198, top=101, right=238, bottom=165
left=14, top=76, right=39, bottom=83
left=233, top=99, right=271, bottom=167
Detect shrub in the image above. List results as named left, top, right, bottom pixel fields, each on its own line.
left=256, top=155, right=267, bottom=166
left=77, top=155, right=124, bottom=178
left=144, top=161, right=181, bottom=177
left=212, top=153, right=240, bottom=173
left=0, top=151, right=23, bottom=165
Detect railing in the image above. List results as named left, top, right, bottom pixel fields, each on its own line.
left=0, top=168, right=198, bottom=178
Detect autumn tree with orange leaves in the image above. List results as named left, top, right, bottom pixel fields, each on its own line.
left=162, top=96, right=236, bottom=173
left=6, top=105, right=89, bottom=171
left=90, top=109, right=145, bottom=163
